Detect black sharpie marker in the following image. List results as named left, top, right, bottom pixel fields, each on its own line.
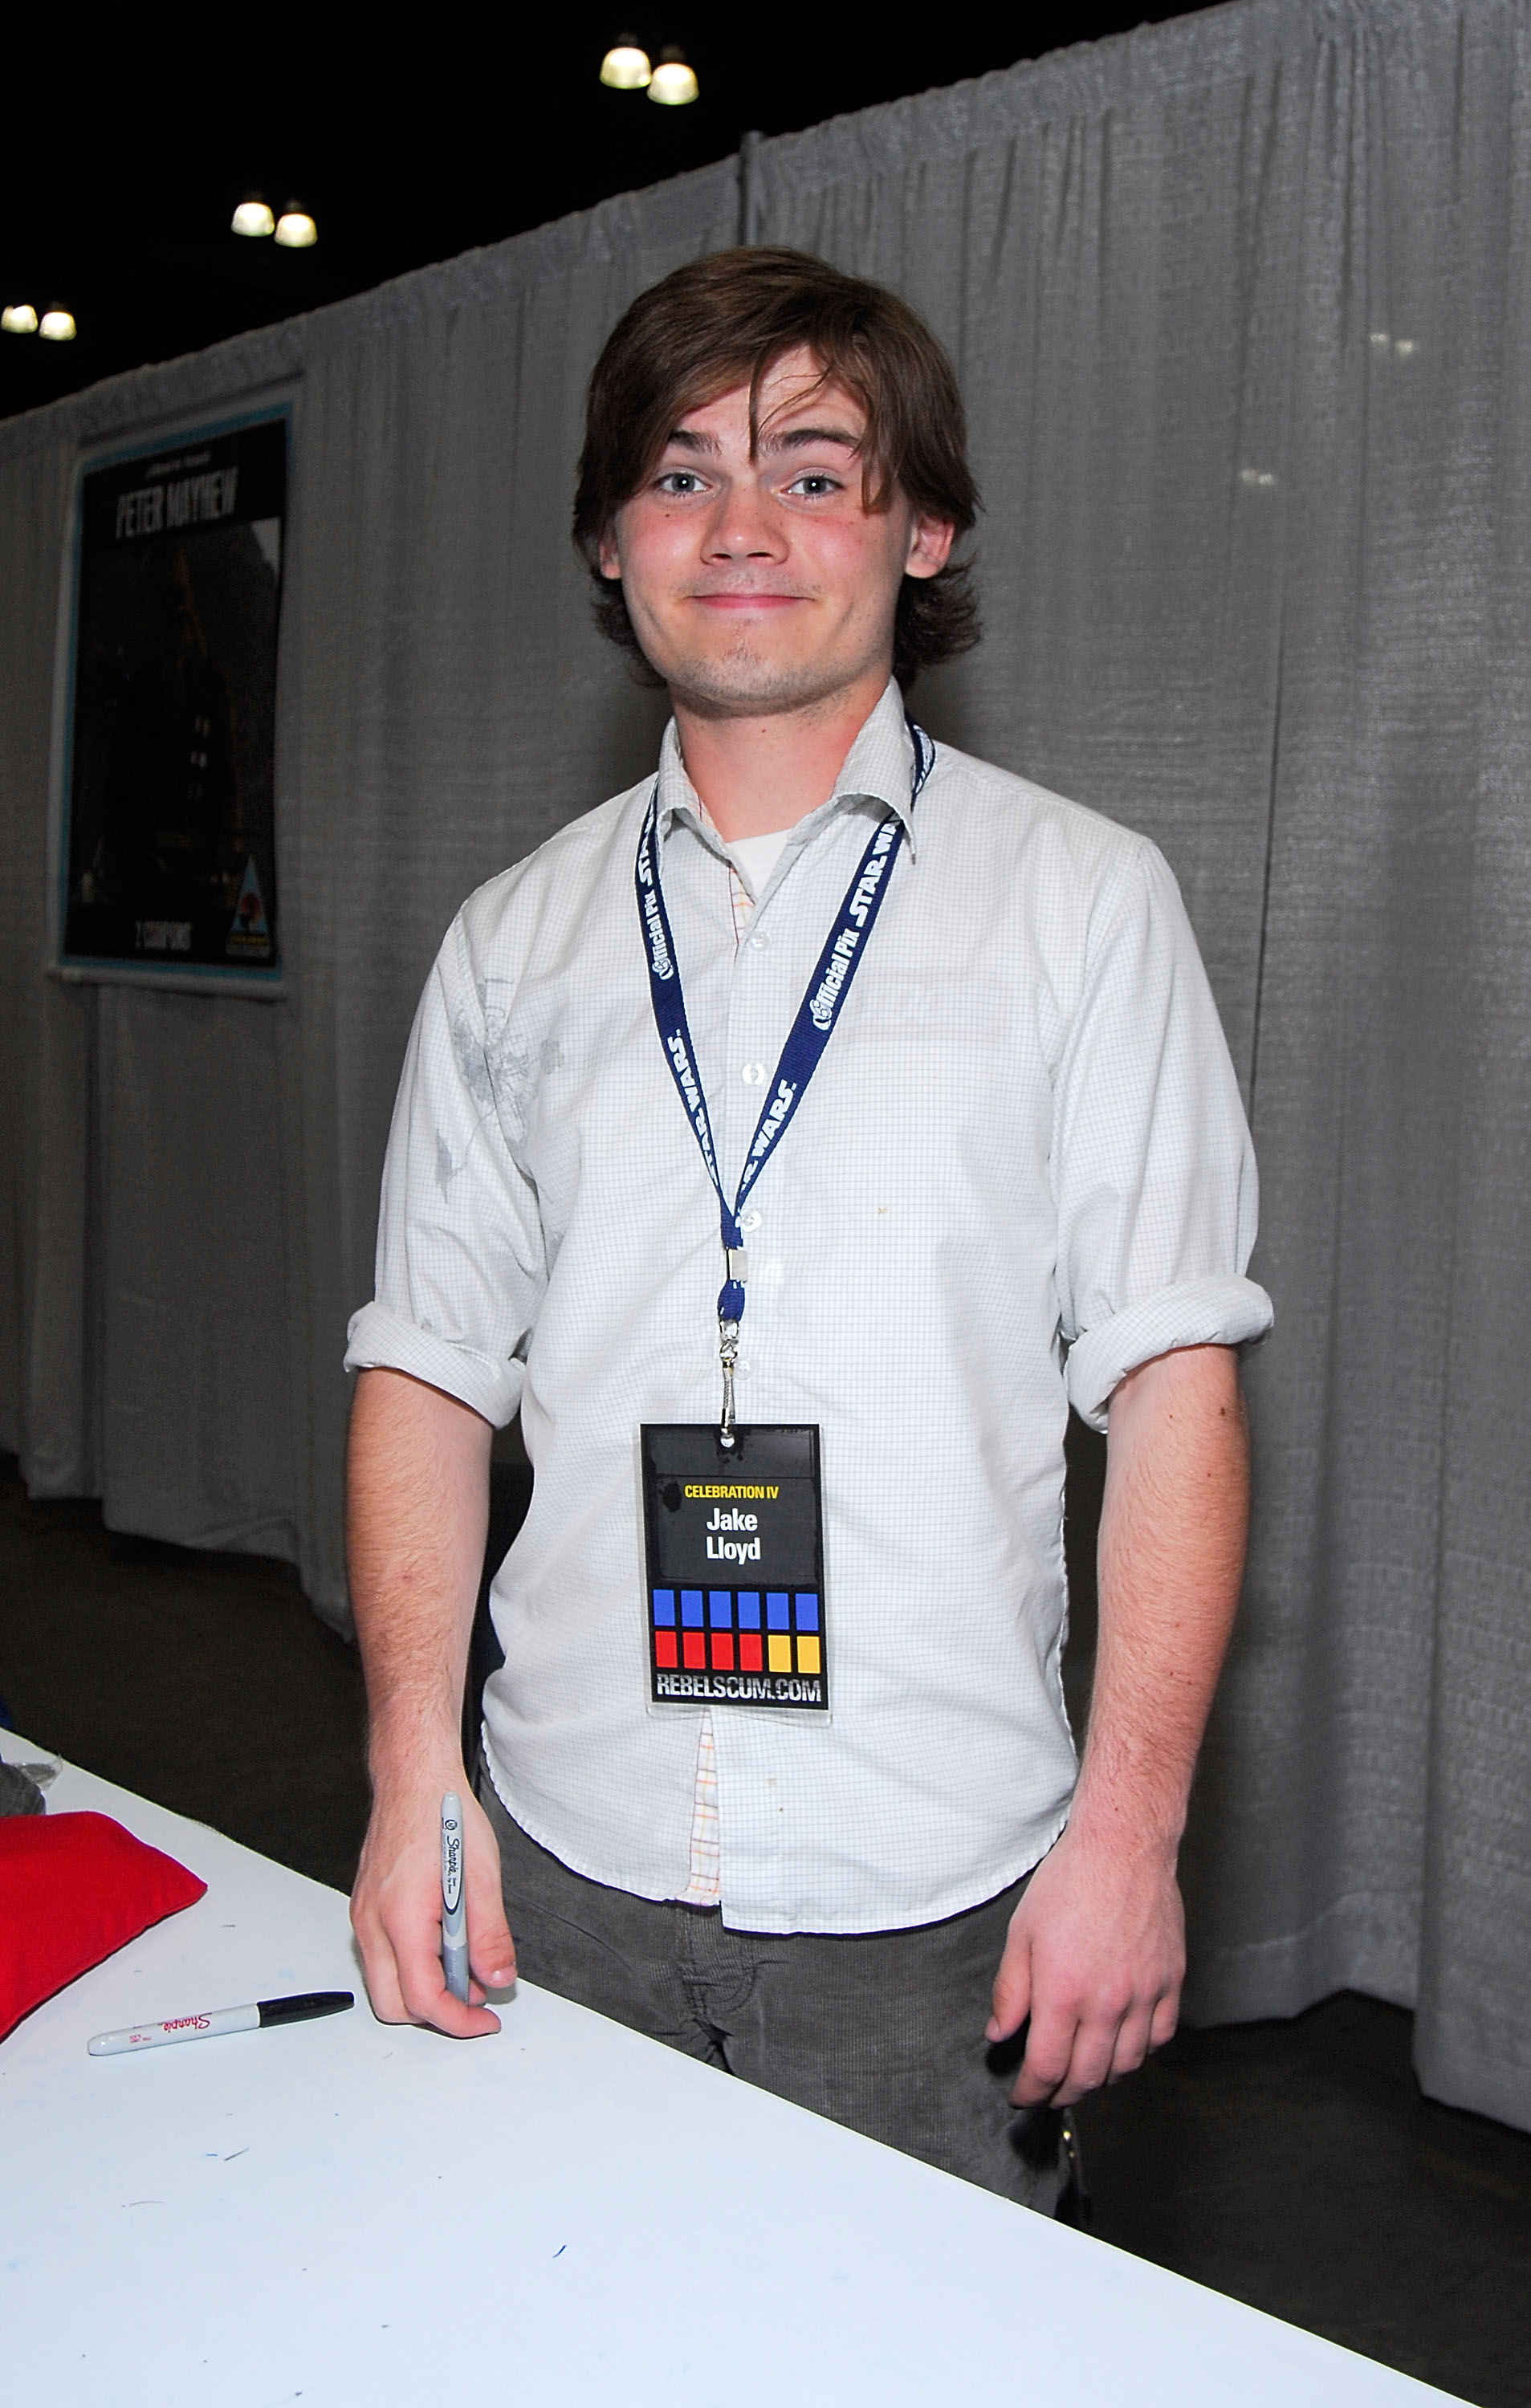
left=88, top=1991, right=353, bottom=2056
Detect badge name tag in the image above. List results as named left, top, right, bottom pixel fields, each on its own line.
left=641, top=1424, right=828, bottom=1711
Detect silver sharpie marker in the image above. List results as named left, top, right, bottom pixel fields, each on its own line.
left=441, top=1791, right=470, bottom=2002
left=88, top=1991, right=353, bottom=2056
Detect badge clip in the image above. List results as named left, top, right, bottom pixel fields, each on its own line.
left=719, top=1247, right=748, bottom=1446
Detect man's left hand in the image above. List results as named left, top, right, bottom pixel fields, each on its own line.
left=986, top=1822, right=1185, bottom=2106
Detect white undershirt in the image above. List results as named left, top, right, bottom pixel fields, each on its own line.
left=724, top=827, right=792, bottom=897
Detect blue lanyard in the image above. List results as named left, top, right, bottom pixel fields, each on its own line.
left=637, top=722, right=934, bottom=1435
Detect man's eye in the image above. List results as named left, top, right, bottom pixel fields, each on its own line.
left=788, top=474, right=841, bottom=498
left=657, top=471, right=705, bottom=495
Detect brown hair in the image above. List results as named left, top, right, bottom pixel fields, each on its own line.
left=572, top=247, right=980, bottom=689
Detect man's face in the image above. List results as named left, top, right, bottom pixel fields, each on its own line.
left=598, top=345, right=955, bottom=716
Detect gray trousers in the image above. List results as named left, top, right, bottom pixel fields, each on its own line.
left=477, top=1767, right=1067, bottom=2214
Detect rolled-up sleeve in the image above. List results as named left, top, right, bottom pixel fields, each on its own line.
left=344, top=913, right=547, bottom=1426
left=1055, top=839, right=1272, bottom=1430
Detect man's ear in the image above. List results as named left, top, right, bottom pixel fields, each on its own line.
left=904, top=512, right=956, bottom=582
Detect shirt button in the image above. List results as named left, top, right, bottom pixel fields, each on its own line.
left=741, top=1062, right=766, bottom=1085
left=741, top=1209, right=763, bottom=1232
left=747, top=933, right=769, bottom=951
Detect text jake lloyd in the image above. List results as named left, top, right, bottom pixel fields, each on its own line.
left=706, top=1505, right=760, bottom=1561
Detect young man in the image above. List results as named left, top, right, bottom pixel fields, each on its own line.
left=344, top=249, right=1271, bottom=2211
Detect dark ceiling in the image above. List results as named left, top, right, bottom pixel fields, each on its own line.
left=2, top=4, right=1209, bottom=425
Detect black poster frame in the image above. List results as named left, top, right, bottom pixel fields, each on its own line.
left=54, top=403, right=291, bottom=995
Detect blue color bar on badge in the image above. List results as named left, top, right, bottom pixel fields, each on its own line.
left=767, top=1592, right=791, bottom=1630
left=737, top=1592, right=761, bottom=1629
left=652, top=1589, right=676, bottom=1626
left=681, top=1589, right=705, bottom=1627
left=795, top=1592, right=820, bottom=1632
left=710, top=1591, right=733, bottom=1628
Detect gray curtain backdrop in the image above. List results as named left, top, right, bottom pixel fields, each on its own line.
left=0, top=163, right=739, bottom=1596
left=2, top=0, right=1526, bottom=2129
left=743, top=0, right=1531, bottom=2129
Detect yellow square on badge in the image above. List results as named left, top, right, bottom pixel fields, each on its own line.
left=768, top=1634, right=792, bottom=1674
left=796, top=1635, right=821, bottom=1675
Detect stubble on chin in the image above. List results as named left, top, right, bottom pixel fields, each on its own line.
left=641, top=618, right=877, bottom=722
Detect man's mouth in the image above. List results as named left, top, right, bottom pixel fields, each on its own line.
left=688, top=590, right=810, bottom=609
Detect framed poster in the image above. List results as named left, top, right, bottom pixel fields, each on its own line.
left=56, top=406, right=289, bottom=990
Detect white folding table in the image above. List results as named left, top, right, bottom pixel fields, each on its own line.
left=1, top=1732, right=1460, bottom=2407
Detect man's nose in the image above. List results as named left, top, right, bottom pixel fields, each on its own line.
left=702, top=482, right=787, bottom=561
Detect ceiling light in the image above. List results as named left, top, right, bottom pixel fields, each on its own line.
left=232, top=196, right=275, bottom=238
left=39, top=309, right=77, bottom=342
left=274, top=204, right=317, bottom=249
left=2, top=303, right=39, bottom=334
left=600, top=39, right=651, bottom=89
left=648, top=47, right=698, bottom=105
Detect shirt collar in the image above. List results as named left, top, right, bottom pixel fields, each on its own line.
left=654, top=679, right=924, bottom=858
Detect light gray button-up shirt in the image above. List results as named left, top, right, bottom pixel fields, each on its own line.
left=346, top=681, right=1272, bottom=1933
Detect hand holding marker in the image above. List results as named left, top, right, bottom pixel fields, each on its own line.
left=88, top=1796, right=474, bottom=2052
left=441, top=1791, right=470, bottom=2003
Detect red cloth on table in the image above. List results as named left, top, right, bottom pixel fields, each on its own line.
left=0, top=1810, right=206, bottom=2041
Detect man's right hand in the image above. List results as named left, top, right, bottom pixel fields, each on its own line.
left=350, top=1773, right=516, bottom=2038
left=345, top=1366, right=509, bottom=2038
